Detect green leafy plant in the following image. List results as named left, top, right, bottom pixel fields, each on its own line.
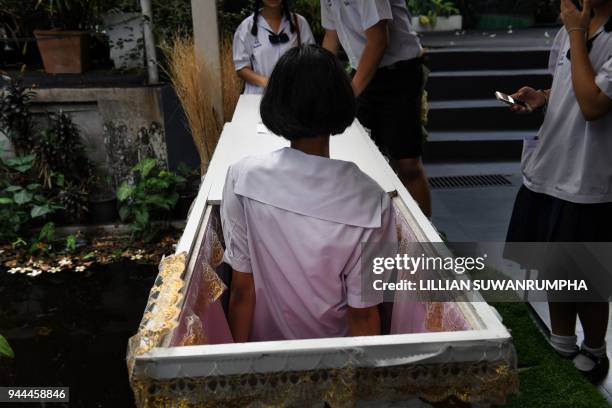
left=35, top=111, right=93, bottom=220
left=117, top=158, right=185, bottom=242
left=0, top=80, right=94, bottom=222
left=37, top=111, right=92, bottom=187
left=34, top=0, right=105, bottom=30
left=0, top=79, right=36, bottom=154
left=217, top=0, right=252, bottom=39
left=0, top=78, right=94, bottom=221
left=0, top=335, right=14, bottom=358
left=28, top=221, right=56, bottom=254
left=65, top=234, right=77, bottom=252
left=117, top=0, right=193, bottom=46
left=408, top=0, right=459, bottom=26
left=0, top=1, right=48, bottom=55
left=293, top=0, right=324, bottom=43
left=0, top=153, right=63, bottom=242
left=176, top=162, right=200, bottom=192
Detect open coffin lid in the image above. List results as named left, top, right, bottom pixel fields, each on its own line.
left=127, top=96, right=518, bottom=407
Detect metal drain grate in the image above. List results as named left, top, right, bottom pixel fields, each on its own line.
left=428, top=174, right=512, bottom=189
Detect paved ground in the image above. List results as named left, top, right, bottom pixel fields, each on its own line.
left=427, top=161, right=521, bottom=242
left=425, top=161, right=612, bottom=402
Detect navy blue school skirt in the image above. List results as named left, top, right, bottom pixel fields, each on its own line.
left=505, top=185, right=612, bottom=301
left=506, top=185, right=612, bottom=243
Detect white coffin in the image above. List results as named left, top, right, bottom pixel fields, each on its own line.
left=127, top=95, right=517, bottom=407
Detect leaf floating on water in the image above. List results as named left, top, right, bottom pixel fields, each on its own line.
left=0, top=335, right=14, bottom=358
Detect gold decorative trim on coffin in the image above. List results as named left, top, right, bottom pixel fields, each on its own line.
left=180, top=262, right=227, bottom=347
left=127, top=222, right=228, bottom=395
left=203, top=262, right=226, bottom=304
left=130, top=360, right=518, bottom=408
left=127, top=252, right=187, bottom=377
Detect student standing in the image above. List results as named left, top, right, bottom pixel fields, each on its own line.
left=320, top=0, right=432, bottom=217
left=506, top=0, right=612, bottom=383
left=233, top=0, right=315, bottom=94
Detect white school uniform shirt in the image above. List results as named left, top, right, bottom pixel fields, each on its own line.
left=521, top=26, right=612, bottom=204
left=320, top=0, right=422, bottom=70
left=221, top=147, right=397, bottom=341
left=233, top=13, right=315, bottom=95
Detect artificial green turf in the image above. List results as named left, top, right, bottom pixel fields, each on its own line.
left=494, top=303, right=610, bottom=408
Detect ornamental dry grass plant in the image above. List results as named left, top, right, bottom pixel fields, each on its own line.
left=164, top=35, right=221, bottom=175
left=220, top=38, right=242, bottom=123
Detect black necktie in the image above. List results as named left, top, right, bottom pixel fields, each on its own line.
left=264, top=28, right=289, bottom=45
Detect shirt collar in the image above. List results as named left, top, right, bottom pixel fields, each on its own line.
left=232, top=148, right=384, bottom=228
left=256, top=12, right=290, bottom=35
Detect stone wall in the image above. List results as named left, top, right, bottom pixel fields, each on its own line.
left=1, top=84, right=200, bottom=189
left=31, top=87, right=167, bottom=183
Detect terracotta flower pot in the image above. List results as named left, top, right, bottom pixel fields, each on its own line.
left=34, top=29, right=91, bottom=74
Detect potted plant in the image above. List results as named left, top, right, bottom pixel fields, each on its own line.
left=102, top=0, right=145, bottom=70
left=33, top=0, right=103, bottom=74
left=408, top=0, right=463, bottom=32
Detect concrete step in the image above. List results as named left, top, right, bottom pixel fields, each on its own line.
left=425, top=161, right=522, bottom=178
left=424, top=47, right=550, bottom=72
left=428, top=130, right=536, bottom=142
left=427, top=99, right=544, bottom=131
left=423, top=130, right=535, bottom=162
left=426, top=69, right=551, bottom=101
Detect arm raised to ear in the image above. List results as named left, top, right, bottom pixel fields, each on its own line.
left=561, top=0, right=612, bottom=121
left=228, top=270, right=256, bottom=343
left=568, top=30, right=612, bottom=121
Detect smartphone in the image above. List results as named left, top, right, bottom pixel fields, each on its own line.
left=495, top=91, right=530, bottom=110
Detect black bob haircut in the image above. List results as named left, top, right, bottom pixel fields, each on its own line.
left=260, top=45, right=356, bottom=141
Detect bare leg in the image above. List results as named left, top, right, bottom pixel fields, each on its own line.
left=549, top=302, right=578, bottom=336
left=577, top=302, right=609, bottom=348
left=392, top=157, right=432, bottom=218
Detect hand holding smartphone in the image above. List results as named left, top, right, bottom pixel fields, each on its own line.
left=495, top=91, right=533, bottom=112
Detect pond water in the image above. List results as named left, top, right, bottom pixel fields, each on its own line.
left=0, top=262, right=157, bottom=407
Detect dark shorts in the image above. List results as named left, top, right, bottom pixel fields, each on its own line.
left=505, top=186, right=612, bottom=301
left=354, top=58, right=426, bottom=160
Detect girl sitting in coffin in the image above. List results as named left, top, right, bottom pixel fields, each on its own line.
left=221, top=45, right=398, bottom=342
